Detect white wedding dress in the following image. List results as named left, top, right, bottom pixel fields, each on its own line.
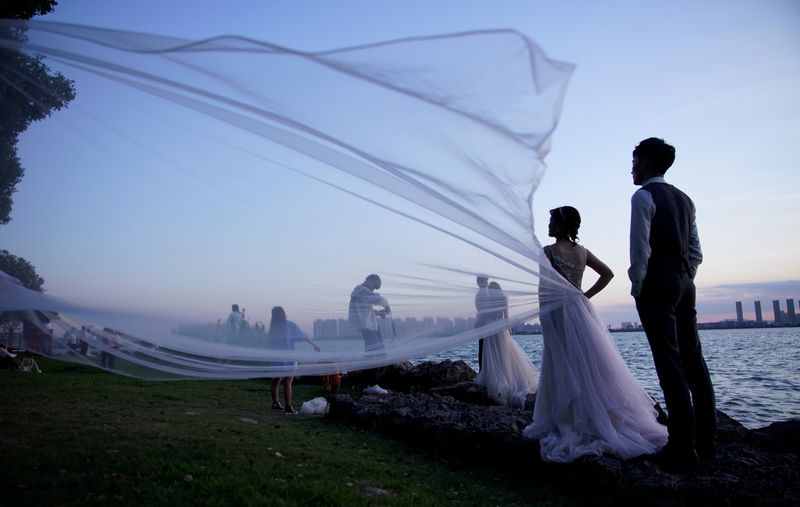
left=523, top=246, right=667, bottom=463
left=474, top=289, right=538, bottom=408
left=475, top=328, right=539, bottom=408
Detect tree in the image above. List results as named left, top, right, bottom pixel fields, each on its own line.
left=0, top=249, right=44, bottom=291
left=0, top=1, right=59, bottom=20
left=0, top=0, right=75, bottom=224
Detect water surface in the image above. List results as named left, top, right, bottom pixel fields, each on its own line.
left=426, top=327, right=800, bottom=429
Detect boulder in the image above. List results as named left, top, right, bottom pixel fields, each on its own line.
left=746, top=419, right=800, bottom=454
left=341, top=359, right=475, bottom=392
left=396, top=359, right=476, bottom=391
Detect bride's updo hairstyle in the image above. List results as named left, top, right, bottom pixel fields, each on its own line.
left=550, top=206, right=581, bottom=243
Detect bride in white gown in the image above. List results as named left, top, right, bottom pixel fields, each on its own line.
left=475, top=282, right=539, bottom=408
left=524, top=206, right=667, bottom=463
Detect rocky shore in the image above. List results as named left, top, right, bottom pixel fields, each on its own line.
left=326, top=360, right=799, bottom=506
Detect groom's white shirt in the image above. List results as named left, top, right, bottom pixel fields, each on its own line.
left=628, top=176, right=702, bottom=297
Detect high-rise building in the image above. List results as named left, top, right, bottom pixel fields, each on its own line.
left=313, top=318, right=341, bottom=338
left=773, top=300, right=782, bottom=324
left=754, top=300, right=763, bottom=323
left=337, top=318, right=348, bottom=337
left=735, top=301, right=743, bottom=323
left=787, top=299, right=797, bottom=325
left=377, top=315, right=393, bottom=337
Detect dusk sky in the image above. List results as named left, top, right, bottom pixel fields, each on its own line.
left=3, top=0, right=799, bottom=327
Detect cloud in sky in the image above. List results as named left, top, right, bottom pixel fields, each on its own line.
left=699, top=280, right=800, bottom=302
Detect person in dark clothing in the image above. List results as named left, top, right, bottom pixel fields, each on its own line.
left=474, top=275, right=490, bottom=372
left=629, top=137, right=716, bottom=470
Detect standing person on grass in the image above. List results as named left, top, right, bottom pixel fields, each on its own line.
left=226, top=304, right=245, bottom=343
left=267, top=306, right=320, bottom=414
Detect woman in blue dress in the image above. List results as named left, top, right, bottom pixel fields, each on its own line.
left=267, top=306, right=320, bottom=414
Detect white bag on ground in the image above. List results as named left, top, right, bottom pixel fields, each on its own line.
left=300, top=397, right=329, bottom=415
left=363, top=384, right=389, bottom=395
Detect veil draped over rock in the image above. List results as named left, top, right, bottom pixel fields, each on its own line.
left=0, top=20, right=579, bottom=379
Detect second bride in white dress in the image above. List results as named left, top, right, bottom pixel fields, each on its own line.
left=524, top=206, right=667, bottom=463
left=474, top=281, right=539, bottom=408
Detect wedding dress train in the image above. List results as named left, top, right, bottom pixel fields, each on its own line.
left=523, top=293, right=667, bottom=462
left=475, top=328, right=538, bottom=408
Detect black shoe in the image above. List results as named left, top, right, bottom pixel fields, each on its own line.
left=649, top=445, right=698, bottom=473
left=271, top=402, right=284, bottom=411
left=696, top=443, right=716, bottom=465
left=284, top=406, right=298, bottom=415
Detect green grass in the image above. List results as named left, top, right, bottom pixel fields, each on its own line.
left=1, top=358, right=574, bottom=506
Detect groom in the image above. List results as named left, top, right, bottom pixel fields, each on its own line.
left=474, top=274, right=490, bottom=372
left=628, top=137, right=716, bottom=468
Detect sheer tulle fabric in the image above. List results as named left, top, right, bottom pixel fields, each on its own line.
left=474, top=328, right=538, bottom=407
left=0, top=20, right=578, bottom=379
left=523, top=293, right=667, bottom=462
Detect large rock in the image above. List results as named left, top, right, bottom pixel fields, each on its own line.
left=396, top=359, right=476, bottom=392
left=329, top=391, right=539, bottom=468
left=746, top=419, right=800, bottom=454
left=341, top=359, right=476, bottom=393
left=338, top=361, right=414, bottom=390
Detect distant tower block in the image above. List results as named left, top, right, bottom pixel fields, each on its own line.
left=754, top=300, right=763, bottom=323
left=735, top=301, right=744, bottom=323
left=787, top=299, right=797, bottom=325
left=773, top=299, right=782, bottom=324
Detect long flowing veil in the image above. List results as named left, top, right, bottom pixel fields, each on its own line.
left=0, top=20, right=579, bottom=379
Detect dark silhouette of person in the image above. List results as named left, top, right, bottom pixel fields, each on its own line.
left=348, top=274, right=390, bottom=389
left=226, top=304, right=245, bottom=341
left=474, top=275, right=490, bottom=372
left=348, top=274, right=389, bottom=355
left=629, top=137, right=715, bottom=469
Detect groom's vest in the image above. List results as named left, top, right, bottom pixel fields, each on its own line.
left=643, top=182, right=694, bottom=277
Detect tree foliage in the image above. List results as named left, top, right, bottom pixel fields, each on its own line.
left=0, top=0, right=75, bottom=224
left=0, top=1, right=58, bottom=20
left=0, top=249, right=44, bottom=291
left=0, top=1, right=66, bottom=294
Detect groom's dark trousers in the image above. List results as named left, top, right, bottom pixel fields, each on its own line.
left=636, top=268, right=716, bottom=458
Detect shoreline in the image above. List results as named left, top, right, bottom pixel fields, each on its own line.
left=513, top=322, right=800, bottom=334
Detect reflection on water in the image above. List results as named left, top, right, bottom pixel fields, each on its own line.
left=426, top=327, right=800, bottom=429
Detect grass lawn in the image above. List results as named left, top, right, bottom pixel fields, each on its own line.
left=1, top=358, right=574, bottom=506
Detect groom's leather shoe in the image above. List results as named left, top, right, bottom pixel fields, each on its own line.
left=648, top=444, right=698, bottom=473
left=696, top=442, right=716, bottom=465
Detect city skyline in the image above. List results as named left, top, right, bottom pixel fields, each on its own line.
left=737, top=297, right=800, bottom=324
left=299, top=295, right=800, bottom=338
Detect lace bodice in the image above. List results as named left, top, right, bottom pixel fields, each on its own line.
left=545, top=244, right=587, bottom=289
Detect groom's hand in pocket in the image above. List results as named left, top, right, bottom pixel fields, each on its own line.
left=631, top=280, right=643, bottom=298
